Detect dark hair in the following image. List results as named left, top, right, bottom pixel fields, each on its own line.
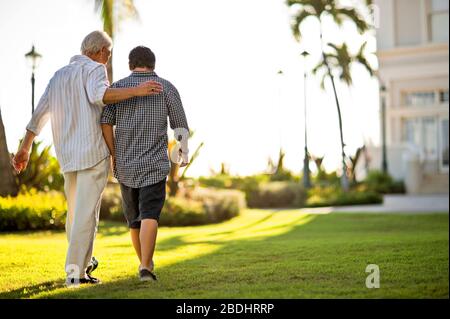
left=129, top=46, right=155, bottom=70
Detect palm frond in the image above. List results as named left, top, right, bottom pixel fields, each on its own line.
left=95, top=0, right=114, bottom=36
left=290, top=8, right=316, bottom=41
left=356, top=41, right=375, bottom=77
left=319, top=72, right=328, bottom=90
left=335, top=7, right=370, bottom=33
left=311, top=59, right=326, bottom=75
left=117, top=0, right=140, bottom=23
left=94, top=0, right=140, bottom=37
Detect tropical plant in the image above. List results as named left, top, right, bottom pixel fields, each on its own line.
left=363, top=170, right=405, bottom=194
left=219, top=162, right=230, bottom=175
left=0, top=109, right=18, bottom=197
left=311, top=154, right=325, bottom=180
left=14, top=140, right=64, bottom=192
left=266, top=148, right=296, bottom=181
left=347, top=145, right=365, bottom=184
left=94, top=0, right=139, bottom=82
left=287, top=0, right=375, bottom=191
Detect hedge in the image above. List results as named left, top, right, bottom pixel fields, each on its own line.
left=0, top=190, right=66, bottom=231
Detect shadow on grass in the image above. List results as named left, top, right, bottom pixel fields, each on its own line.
left=0, top=280, right=66, bottom=299
left=11, top=213, right=319, bottom=298
left=97, top=209, right=281, bottom=238
left=3, top=213, right=449, bottom=298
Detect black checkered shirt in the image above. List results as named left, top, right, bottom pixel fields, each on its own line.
left=100, top=71, right=189, bottom=188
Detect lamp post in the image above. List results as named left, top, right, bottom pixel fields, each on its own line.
left=25, top=45, right=42, bottom=115
left=301, top=50, right=311, bottom=189
left=380, top=84, right=388, bottom=173
left=277, top=70, right=284, bottom=153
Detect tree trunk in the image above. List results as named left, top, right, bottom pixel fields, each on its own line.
left=321, top=51, right=349, bottom=192
left=0, top=109, right=18, bottom=196
left=106, top=52, right=113, bottom=83
left=318, top=25, right=349, bottom=192
left=327, top=69, right=349, bottom=192
left=103, top=0, right=114, bottom=83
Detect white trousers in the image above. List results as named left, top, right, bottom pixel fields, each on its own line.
left=63, top=157, right=110, bottom=278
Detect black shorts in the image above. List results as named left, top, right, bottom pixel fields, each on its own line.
left=119, top=178, right=166, bottom=228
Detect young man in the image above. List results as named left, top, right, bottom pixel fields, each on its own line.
left=12, top=31, right=163, bottom=287
left=101, top=46, right=189, bottom=281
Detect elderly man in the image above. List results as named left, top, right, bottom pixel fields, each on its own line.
left=12, top=31, right=163, bottom=287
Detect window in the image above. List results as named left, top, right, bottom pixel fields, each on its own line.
left=429, top=0, right=449, bottom=43
left=439, top=90, right=449, bottom=103
left=396, top=0, right=422, bottom=46
left=402, top=117, right=439, bottom=160
left=441, top=119, right=449, bottom=167
left=403, top=91, right=436, bottom=106
left=422, top=117, right=438, bottom=158
left=402, top=118, right=421, bottom=144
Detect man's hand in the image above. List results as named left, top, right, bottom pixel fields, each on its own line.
left=179, top=149, right=189, bottom=167
left=12, top=148, right=30, bottom=174
left=135, top=81, right=163, bottom=97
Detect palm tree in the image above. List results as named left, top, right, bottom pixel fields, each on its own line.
left=287, top=0, right=374, bottom=191
left=312, top=41, right=374, bottom=190
left=94, top=0, right=139, bottom=82
left=0, top=109, right=18, bottom=196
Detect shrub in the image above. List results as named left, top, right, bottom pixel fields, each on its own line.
left=199, top=175, right=306, bottom=208
left=363, top=170, right=405, bottom=194
left=0, top=190, right=66, bottom=231
left=198, top=174, right=271, bottom=192
left=198, top=174, right=235, bottom=189
left=312, top=170, right=340, bottom=187
left=159, top=197, right=206, bottom=226
left=160, top=187, right=246, bottom=226
left=247, top=182, right=306, bottom=208
left=100, top=183, right=126, bottom=222
left=306, top=186, right=382, bottom=207
left=100, top=184, right=246, bottom=227
left=189, top=187, right=246, bottom=223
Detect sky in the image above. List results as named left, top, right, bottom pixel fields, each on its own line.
left=0, top=0, right=380, bottom=177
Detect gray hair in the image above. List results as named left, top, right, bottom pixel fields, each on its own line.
left=80, top=30, right=113, bottom=55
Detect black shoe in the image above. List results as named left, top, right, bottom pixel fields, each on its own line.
left=83, top=275, right=101, bottom=284
left=66, top=275, right=101, bottom=287
left=139, top=268, right=157, bottom=282
left=86, top=257, right=99, bottom=276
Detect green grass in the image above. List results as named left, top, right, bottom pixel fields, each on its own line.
left=0, top=209, right=448, bottom=298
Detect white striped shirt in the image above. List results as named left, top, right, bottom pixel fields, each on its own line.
left=26, top=55, right=110, bottom=173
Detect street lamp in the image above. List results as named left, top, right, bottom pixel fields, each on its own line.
left=277, top=69, right=283, bottom=148
left=25, top=45, right=42, bottom=115
left=380, top=84, right=388, bottom=173
left=301, top=50, right=311, bottom=189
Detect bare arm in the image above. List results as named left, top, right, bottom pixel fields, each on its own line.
left=101, top=124, right=115, bottom=157
left=12, top=130, right=36, bottom=173
left=13, top=83, right=50, bottom=173
left=87, top=65, right=163, bottom=106
left=102, top=81, right=163, bottom=105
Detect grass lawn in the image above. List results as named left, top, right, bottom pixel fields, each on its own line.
left=0, top=209, right=448, bottom=299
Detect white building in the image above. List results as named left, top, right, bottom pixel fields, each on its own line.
left=371, top=0, right=449, bottom=194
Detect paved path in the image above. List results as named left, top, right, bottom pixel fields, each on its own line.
left=297, top=194, right=449, bottom=215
